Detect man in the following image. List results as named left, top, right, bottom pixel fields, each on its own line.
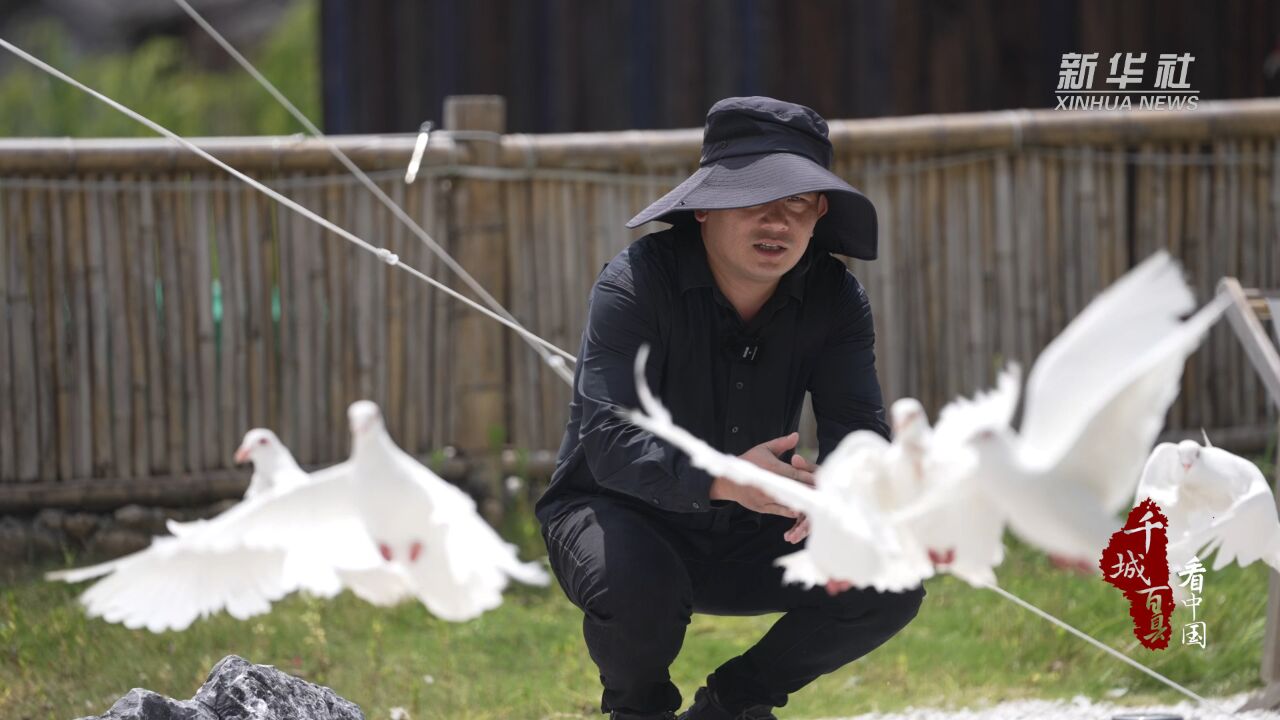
left=535, top=97, right=925, bottom=720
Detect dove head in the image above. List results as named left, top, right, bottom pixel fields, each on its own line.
left=348, top=401, right=384, bottom=438
left=890, top=398, right=929, bottom=446
left=234, top=428, right=285, bottom=466
left=1176, top=439, right=1202, bottom=471
left=965, top=424, right=1015, bottom=467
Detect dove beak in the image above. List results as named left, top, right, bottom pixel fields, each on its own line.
left=234, top=446, right=251, bottom=464
left=1181, top=462, right=1192, bottom=470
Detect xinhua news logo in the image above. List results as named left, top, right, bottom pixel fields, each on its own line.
left=1056, top=52, right=1198, bottom=110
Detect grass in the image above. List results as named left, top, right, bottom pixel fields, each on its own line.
left=0, top=0, right=318, bottom=138
left=0, top=521, right=1272, bottom=720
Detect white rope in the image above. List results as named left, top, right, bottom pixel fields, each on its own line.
left=0, top=36, right=577, bottom=366
left=980, top=581, right=1233, bottom=713
left=170, top=0, right=574, bottom=385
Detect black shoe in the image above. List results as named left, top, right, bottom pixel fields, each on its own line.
left=609, top=712, right=677, bottom=720
left=677, top=686, right=777, bottom=720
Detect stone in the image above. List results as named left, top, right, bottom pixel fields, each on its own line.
left=88, top=527, right=149, bottom=558
left=63, top=512, right=101, bottom=542
left=0, top=516, right=31, bottom=561
left=114, top=504, right=168, bottom=534
left=35, top=508, right=66, bottom=532
left=81, top=655, right=365, bottom=720
left=29, top=523, right=65, bottom=558
left=78, top=688, right=216, bottom=720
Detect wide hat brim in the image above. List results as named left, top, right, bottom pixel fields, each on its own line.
left=625, top=152, right=878, bottom=260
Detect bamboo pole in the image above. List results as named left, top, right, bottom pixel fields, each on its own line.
left=0, top=188, right=15, bottom=481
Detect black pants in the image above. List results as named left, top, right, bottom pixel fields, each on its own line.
left=540, top=494, right=925, bottom=717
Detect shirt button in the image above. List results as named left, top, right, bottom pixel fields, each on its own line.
left=651, top=497, right=660, bottom=506
left=731, top=426, right=739, bottom=434
left=692, top=501, right=701, bottom=510
left=735, top=382, right=744, bottom=390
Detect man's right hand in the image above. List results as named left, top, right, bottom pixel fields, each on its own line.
left=708, top=432, right=812, bottom=519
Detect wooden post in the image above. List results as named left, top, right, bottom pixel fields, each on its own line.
left=445, top=95, right=509, bottom=522
left=1221, top=282, right=1280, bottom=712
left=1264, top=299, right=1280, bottom=708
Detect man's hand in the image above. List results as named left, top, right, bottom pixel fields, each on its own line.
left=709, top=432, right=815, bottom=520
left=783, top=453, right=818, bottom=544
left=825, top=579, right=853, bottom=595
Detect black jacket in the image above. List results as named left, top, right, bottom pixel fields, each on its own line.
left=536, top=223, right=889, bottom=527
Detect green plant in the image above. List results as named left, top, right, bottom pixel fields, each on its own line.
left=0, top=0, right=319, bottom=138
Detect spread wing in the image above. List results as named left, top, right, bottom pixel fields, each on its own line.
left=1018, top=291, right=1228, bottom=513
left=1168, top=468, right=1280, bottom=573
left=1016, top=252, right=1195, bottom=477
left=46, top=465, right=378, bottom=632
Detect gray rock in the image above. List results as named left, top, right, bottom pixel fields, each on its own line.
left=0, top=516, right=30, bottom=561
left=29, top=522, right=65, bottom=557
left=35, top=507, right=66, bottom=532
left=63, top=512, right=101, bottom=542
left=81, top=655, right=364, bottom=720
left=114, top=504, right=168, bottom=534
left=88, top=527, right=149, bottom=557
left=193, top=656, right=364, bottom=720
left=78, top=688, right=216, bottom=720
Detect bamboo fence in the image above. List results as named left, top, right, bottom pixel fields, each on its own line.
left=1, top=98, right=1278, bottom=511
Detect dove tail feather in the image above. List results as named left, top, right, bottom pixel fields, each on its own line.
left=505, top=559, right=551, bottom=586
left=46, top=559, right=122, bottom=583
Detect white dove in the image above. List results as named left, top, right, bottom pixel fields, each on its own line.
left=44, top=453, right=369, bottom=632
left=166, top=429, right=313, bottom=538
left=890, top=368, right=1022, bottom=586
left=627, top=339, right=1022, bottom=591
left=333, top=401, right=550, bottom=621
left=47, top=403, right=548, bottom=631
left=236, top=428, right=310, bottom=499
left=962, top=251, right=1229, bottom=566
left=629, top=252, right=1225, bottom=588
left=1135, top=439, right=1280, bottom=582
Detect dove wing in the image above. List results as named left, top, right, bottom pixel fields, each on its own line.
left=48, top=464, right=377, bottom=632
left=932, top=365, right=1022, bottom=451
left=1016, top=252, right=1196, bottom=474
left=1169, top=476, right=1280, bottom=573
left=1018, top=291, right=1228, bottom=513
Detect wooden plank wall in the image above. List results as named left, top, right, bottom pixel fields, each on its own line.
left=0, top=172, right=453, bottom=487
left=0, top=103, right=1278, bottom=506
left=321, top=0, right=1280, bottom=134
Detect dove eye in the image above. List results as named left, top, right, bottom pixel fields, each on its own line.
left=258, top=438, right=269, bottom=445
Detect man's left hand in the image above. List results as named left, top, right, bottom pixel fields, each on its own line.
left=783, top=452, right=818, bottom=544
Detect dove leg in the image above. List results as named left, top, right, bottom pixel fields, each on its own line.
left=689, top=516, right=926, bottom=711
left=541, top=496, right=695, bottom=717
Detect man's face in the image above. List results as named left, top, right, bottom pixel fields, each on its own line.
left=695, top=192, right=828, bottom=287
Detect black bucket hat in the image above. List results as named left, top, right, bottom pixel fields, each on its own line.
left=626, top=96, right=878, bottom=260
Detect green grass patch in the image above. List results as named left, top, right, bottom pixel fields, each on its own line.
left=2, top=529, right=1270, bottom=719
left=0, top=0, right=318, bottom=138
